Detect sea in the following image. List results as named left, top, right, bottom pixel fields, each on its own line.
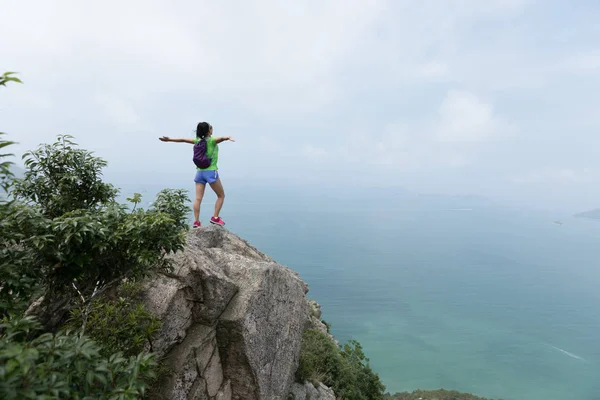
left=120, top=182, right=600, bottom=400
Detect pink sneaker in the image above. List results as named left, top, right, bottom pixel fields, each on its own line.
left=210, top=216, right=225, bottom=226
left=193, top=221, right=201, bottom=228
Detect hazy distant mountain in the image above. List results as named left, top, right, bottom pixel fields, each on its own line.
left=574, top=208, right=600, bottom=220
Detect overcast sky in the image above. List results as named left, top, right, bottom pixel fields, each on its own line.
left=1, top=0, right=599, bottom=211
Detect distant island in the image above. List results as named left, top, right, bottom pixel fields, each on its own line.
left=574, top=208, right=600, bottom=220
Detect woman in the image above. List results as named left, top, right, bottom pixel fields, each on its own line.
left=159, top=122, right=235, bottom=227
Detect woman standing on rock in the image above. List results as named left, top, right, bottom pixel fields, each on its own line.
left=159, top=122, right=235, bottom=227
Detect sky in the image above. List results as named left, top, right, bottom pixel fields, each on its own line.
left=1, top=0, right=599, bottom=211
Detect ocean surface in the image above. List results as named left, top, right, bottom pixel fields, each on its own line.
left=122, top=183, right=600, bottom=400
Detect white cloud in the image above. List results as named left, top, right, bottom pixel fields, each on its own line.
left=0, top=0, right=547, bottom=121
left=418, top=62, right=449, bottom=79
left=302, top=145, right=328, bottom=159
left=0, top=0, right=389, bottom=116
left=333, top=90, right=509, bottom=170
left=565, top=51, right=600, bottom=73
left=1, top=0, right=600, bottom=210
left=94, top=94, right=143, bottom=130
left=434, top=90, right=507, bottom=142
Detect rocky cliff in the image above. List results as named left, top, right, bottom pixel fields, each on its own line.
left=141, top=225, right=334, bottom=400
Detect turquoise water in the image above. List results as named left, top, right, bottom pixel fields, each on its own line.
left=125, top=183, right=600, bottom=400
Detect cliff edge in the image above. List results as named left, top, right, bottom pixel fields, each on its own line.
left=141, top=225, right=332, bottom=400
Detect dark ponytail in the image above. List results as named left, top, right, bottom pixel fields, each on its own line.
left=196, top=122, right=211, bottom=140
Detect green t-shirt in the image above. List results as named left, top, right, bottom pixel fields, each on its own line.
left=194, top=136, right=219, bottom=171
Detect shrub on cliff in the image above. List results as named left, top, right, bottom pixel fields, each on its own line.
left=0, top=73, right=189, bottom=398
left=0, top=315, right=156, bottom=399
left=7, top=134, right=189, bottom=304
left=298, top=329, right=343, bottom=385
left=66, top=282, right=162, bottom=358
left=299, top=328, right=386, bottom=400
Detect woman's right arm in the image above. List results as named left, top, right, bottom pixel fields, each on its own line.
left=159, top=136, right=195, bottom=144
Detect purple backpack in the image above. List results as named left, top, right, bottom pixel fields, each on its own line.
left=192, top=139, right=212, bottom=169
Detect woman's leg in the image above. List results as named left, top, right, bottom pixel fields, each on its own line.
left=194, top=182, right=206, bottom=223
left=209, top=178, right=225, bottom=218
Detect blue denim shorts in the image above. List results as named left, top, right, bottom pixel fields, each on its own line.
left=194, top=170, right=219, bottom=185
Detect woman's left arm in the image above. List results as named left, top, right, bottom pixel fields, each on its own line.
left=159, top=136, right=195, bottom=144
left=215, top=136, right=235, bottom=143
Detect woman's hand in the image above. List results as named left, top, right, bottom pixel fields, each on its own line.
left=159, top=136, right=170, bottom=142
left=215, top=136, right=235, bottom=144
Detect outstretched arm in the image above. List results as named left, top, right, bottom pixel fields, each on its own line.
left=215, top=136, right=235, bottom=144
left=159, top=136, right=195, bottom=144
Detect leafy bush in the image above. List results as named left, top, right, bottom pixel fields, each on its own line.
left=13, top=134, right=117, bottom=218
left=298, top=329, right=343, bottom=385
left=0, top=315, right=156, bottom=399
left=0, top=132, right=16, bottom=193
left=0, top=73, right=188, bottom=398
left=0, top=77, right=43, bottom=316
left=338, top=340, right=387, bottom=400
left=298, top=329, right=386, bottom=400
left=0, top=237, right=40, bottom=316
left=3, top=134, right=190, bottom=303
left=66, top=282, right=161, bottom=358
left=152, top=188, right=192, bottom=231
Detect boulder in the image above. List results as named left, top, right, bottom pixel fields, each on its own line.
left=288, top=383, right=307, bottom=400
left=299, top=382, right=336, bottom=400
left=142, top=226, right=310, bottom=400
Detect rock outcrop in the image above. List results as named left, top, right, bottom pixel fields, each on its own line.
left=141, top=226, right=333, bottom=400
left=288, top=382, right=336, bottom=400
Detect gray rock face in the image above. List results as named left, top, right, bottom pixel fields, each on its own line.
left=288, top=382, right=335, bottom=400
left=142, top=226, right=310, bottom=400
left=313, top=382, right=336, bottom=400
left=308, top=300, right=322, bottom=320
left=288, top=383, right=307, bottom=400
left=306, top=300, right=337, bottom=346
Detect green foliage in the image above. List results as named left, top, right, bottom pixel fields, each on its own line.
left=338, top=340, right=387, bottom=400
left=1, top=195, right=189, bottom=306
left=3, top=134, right=191, bottom=300
left=0, top=73, right=188, bottom=398
left=0, top=241, right=40, bottom=316
left=0, top=197, right=45, bottom=315
left=34, top=201, right=187, bottom=294
left=127, top=192, right=142, bottom=211
left=298, top=329, right=343, bottom=385
left=0, top=133, right=16, bottom=193
left=298, top=329, right=386, bottom=400
left=13, top=134, right=118, bottom=218
left=0, top=315, right=156, bottom=399
left=0, top=75, right=41, bottom=315
left=67, top=282, right=161, bottom=358
left=152, top=188, right=192, bottom=231
left=0, top=72, right=22, bottom=87
left=384, top=389, right=499, bottom=400
left=0, top=73, right=21, bottom=192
